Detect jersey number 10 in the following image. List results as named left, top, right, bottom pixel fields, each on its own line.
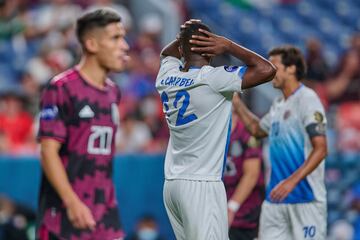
left=161, top=90, right=197, bottom=126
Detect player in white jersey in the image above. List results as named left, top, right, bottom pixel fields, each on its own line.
left=155, top=19, right=276, bottom=240
left=233, top=46, right=328, bottom=240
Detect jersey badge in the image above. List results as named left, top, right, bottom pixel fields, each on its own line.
left=40, top=105, right=58, bottom=120
left=224, top=66, right=239, bottom=72
left=283, top=110, right=291, bottom=120
left=314, top=111, right=324, bottom=123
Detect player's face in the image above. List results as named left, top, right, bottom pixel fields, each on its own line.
left=269, top=55, right=288, bottom=89
left=95, top=22, right=129, bottom=72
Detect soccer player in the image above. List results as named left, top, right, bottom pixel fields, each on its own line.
left=223, top=110, right=265, bottom=240
left=233, top=46, right=328, bottom=240
left=155, top=19, right=276, bottom=240
left=37, top=9, right=129, bottom=240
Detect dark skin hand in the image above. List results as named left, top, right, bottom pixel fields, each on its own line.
left=160, top=19, right=275, bottom=88
left=190, top=29, right=276, bottom=89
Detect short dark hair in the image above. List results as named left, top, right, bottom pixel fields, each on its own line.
left=76, top=9, right=121, bottom=45
left=268, top=45, right=307, bottom=81
left=179, top=22, right=212, bottom=59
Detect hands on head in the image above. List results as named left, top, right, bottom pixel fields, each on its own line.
left=190, top=29, right=231, bottom=57
left=180, top=19, right=202, bottom=30
left=178, top=19, right=231, bottom=58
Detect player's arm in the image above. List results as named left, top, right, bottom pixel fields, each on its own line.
left=160, top=39, right=181, bottom=59
left=190, top=29, right=276, bottom=89
left=326, top=51, right=358, bottom=100
left=40, top=139, right=96, bottom=230
left=270, top=135, right=327, bottom=202
left=232, top=93, right=267, bottom=138
left=228, top=158, right=261, bottom=224
left=40, top=139, right=79, bottom=207
left=291, top=135, right=327, bottom=183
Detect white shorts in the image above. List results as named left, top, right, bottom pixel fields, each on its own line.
left=259, top=201, right=327, bottom=240
left=163, top=179, right=228, bottom=240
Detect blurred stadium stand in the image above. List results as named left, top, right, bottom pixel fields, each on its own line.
left=0, top=0, right=360, bottom=239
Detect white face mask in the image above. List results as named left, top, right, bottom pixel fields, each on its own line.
left=137, top=228, right=159, bottom=240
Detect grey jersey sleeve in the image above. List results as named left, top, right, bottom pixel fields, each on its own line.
left=158, top=56, right=182, bottom=78
left=202, top=65, right=246, bottom=94
left=300, top=91, right=327, bottom=137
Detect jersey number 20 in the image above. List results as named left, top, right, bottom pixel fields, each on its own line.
left=87, top=126, right=113, bottom=155
left=161, top=90, right=197, bottom=126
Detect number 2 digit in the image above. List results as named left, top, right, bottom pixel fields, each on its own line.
left=161, top=90, right=197, bottom=126
left=174, top=90, right=197, bottom=126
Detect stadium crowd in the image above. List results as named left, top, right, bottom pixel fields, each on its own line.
left=0, top=0, right=360, bottom=239
left=0, top=0, right=360, bottom=154
left=0, top=0, right=359, bottom=156
left=0, top=0, right=187, bottom=155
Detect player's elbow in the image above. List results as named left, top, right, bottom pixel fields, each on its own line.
left=246, top=167, right=260, bottom=180
left=317, top=144, right=328, bottom=160
left=242, top=62, right=276, bottom=89
left=260, top=61, right=276, bottom=83
left=321, top=145, right=328, bottom=159
left=253, top=125, right=267, bottom=139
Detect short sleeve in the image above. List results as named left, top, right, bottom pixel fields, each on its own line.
left=243, top=135, right=262, bottom=160
left=157, top=56, right=182, bottom=77
left=259, top=111, right=271, bottom=134
left=38, top=83, right=68, bottom=142
left=203, top=65, right=247, bottom=94
left=301, top=92, right=327, bottom=127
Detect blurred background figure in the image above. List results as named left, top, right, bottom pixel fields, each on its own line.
left=325, top=33, right=360, bottom=104
left=224, top=110, right=265, bottom=240
left=0, top=91, right=36, bottom=155
left=305, top=37, right=329, bottom=87
left=0, top=195, right=36, bottom=240
left=116, top=112, right=152, bottom=153
left=328, top=220, right=355, bottom=240
left=349, top=182, right=360, bottom=240
left=126, top=215, right=165, bottom=240
left=86, top=0, right=133, bottom=31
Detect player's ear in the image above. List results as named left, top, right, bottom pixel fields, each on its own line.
left=84, top=37, right=99, bottom=54
left=178, top=45, right=184, bottom=58
left=287, top=65, right=296, bottom=75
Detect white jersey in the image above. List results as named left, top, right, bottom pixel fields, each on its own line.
left=156, top=56, right=246, bottom=181
left=259, top=85, right=327, bottom=203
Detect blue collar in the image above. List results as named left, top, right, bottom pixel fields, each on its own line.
left=179, top=66, right=202, bottom=71
left=189, top=66, right=201, bottom=70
